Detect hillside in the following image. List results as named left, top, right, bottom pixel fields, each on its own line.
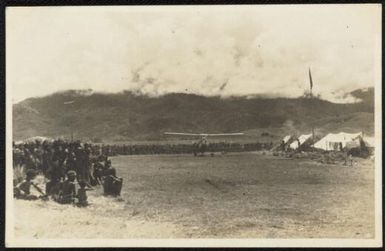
left=12, top=88, right=374, bottom=143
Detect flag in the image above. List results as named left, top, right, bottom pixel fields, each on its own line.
left=308, top=68, right=313, bottom=91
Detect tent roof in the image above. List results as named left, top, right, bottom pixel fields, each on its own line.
left=313, top=132, right=363, bottom=150
left=290, top=134, right=313, bottom=149
left=318, top=132, right=362, bottom=143
left=282, top=135, right=292, bottom=144
left=298, top=134, right=313, bottom=142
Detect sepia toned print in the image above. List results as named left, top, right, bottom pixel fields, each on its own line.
left=6, top=4, right=382, bottom=247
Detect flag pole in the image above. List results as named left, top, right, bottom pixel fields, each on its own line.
left=309, top=67, right=315, bottom=142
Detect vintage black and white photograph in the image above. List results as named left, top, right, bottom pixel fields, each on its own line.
left=5, top=4, right=382, bottom=247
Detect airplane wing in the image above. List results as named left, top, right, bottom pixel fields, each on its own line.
left=164, top=132, right=203, bottom=136
left=204, top=133, right=244, bottom=136
left=164, top=132, right=244, bottom=137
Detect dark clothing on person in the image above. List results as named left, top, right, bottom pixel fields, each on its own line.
left=103, top=176, right=123, bottom=196
left=92, top=162, right=104, bottom=185
left=103, top=168, right=123, bottom=197
left=58, top=179, right=76, bottom=204
left=75, top=148, right=91, bottom=183
left=76, top=187, right=92, bottom=207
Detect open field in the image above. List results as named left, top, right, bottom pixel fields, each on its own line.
left=14, top=152, right=375, bottom=238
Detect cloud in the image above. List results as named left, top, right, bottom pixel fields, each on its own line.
left=7, top=5, right=381, bottom=103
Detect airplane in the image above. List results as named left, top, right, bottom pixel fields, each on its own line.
left=164, top=132, right=244, bottom=156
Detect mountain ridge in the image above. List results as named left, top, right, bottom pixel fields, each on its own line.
left=13, top=88, right=374, bottom=142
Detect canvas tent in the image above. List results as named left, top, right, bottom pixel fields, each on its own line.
left=289, top=134, right=312, bottom=150
left=345, top=137, right=362, bottom=149
left=281, top=135, right=295, bottom=151
left=361, top=136, right=375, bottom=155
left=272, top=135, right=293, bottom=151
left=363, top=136, right=375, bottom=148
left=313, top=132, right=363, bottom=151
left=282, top=135, right=292, bottom=144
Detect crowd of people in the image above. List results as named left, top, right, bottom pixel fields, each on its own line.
left=13, top=139, right=123, bottom=206
left=12, top=138, right=274, bottom=205
left=99, top=141, right=274, bottom=156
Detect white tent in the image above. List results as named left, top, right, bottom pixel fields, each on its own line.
left=282, top=135, right=292, bottom=144
left=363, top=136, right=375, bottom=148
left=290, top=134, right=312, bottom=150
left=272, top=135, right=293, bottom=151
left=313, top=132, right=363, bottom=151
left=345, top=137, right=362, bottom=149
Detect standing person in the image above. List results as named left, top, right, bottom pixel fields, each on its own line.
left=83, top=144, right=91, bottom=184
left=34, top=147, right=44, bottom=173
left=41, top=146, right=50, bottom=176
left=65, top=150, right=77, bottom=172
left=24, top=150, right=36, bottom=170
left=296, top=139, right=301, bottom=151
left=74, top=146, right=85, bottom=181
left=75, top=145, right=91, bottom=184
left=349, top=154, right=353, bottom=167
left=76, top=180, right=93, bottom=207
left=343, top=149, right=348, bottom=166
left=56, top=145, right=67, bottom=179
left=51, top=147, right=65, bottom=182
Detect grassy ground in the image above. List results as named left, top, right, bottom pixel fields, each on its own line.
left=14, top=152, right=374, bottom=239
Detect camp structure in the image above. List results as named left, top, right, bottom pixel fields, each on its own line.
left=273, top=135, right=296, bottom=151
left=361, top=136, right=375, bottom=155
left=363, top=136, right=375, bottom=149
left=271, top=135, right=291, bottom=151
left=289, top=133, right=313, bottom=150
left=313, top=132, right=363, bottom=151
left=282, top=135, right=292, bottom=144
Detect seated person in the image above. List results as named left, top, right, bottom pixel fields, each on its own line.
left=57, top=170, right=77, bottom=204
left=102, top=167, right=123, bottom=197
left=92, top=161, right=104, bottom=185
left=14, top=169, right=46, bottom=200
left=45, top=174, right=63, bottom=195
left=48, top=179, right=64, bottom=202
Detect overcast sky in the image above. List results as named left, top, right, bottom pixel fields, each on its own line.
left=7, top=4, right=381, bottom=103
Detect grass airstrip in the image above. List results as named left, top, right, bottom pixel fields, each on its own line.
left=14, top=152, right=374, bottom=239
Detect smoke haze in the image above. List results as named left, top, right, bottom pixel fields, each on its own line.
left=7, top=5, right=381, bottom=103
